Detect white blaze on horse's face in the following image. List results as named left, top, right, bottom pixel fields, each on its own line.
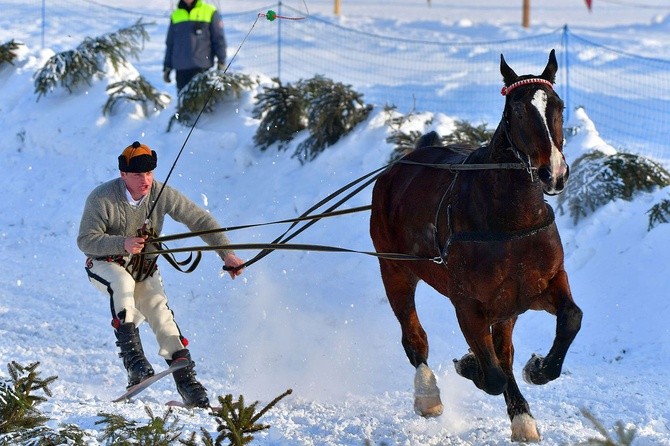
left=531, top=89, right=568, bottom=195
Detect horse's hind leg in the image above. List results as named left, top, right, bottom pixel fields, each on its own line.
left=378, top=259, right=443, bottom=417
left=524, top=270, right=582, bottom=385
left=493, top=319, right=541, bottom=443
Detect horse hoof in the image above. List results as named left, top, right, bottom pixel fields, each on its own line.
left=453, top=352, right=477, bottom=380
left=523, top=354, right=549, bottom=385
left=413, top=363, right=443, bottom=417
left=510, top=413, right=541, bottom=442
left=414, top=395, right=444, bottom=418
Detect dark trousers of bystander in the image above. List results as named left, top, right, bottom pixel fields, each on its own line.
left=176, top=67, right=208, bottom=91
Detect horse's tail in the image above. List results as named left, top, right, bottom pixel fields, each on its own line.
left=415, top=131, right=442, bottom=149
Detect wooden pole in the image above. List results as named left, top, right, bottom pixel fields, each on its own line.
left=334, top=0, right=340, bottom=15
left=522, top=0, right=530, bottom=28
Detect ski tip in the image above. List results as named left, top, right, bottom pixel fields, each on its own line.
left=171, top=357, right=190, bottom=368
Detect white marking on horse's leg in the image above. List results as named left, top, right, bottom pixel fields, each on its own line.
left=413, top=363, right=443, bottom=417
left=510, top=413, right=541, bottom=443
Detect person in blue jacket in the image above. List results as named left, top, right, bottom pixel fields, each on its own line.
left=163, top=0, right=227, bottom=91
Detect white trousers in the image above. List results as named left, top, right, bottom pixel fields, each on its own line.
left=85, top=259, right=185, bottom=359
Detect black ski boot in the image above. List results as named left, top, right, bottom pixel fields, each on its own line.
left=115, top=322, right=155, bottom=388
left=169, top=349, right=209, bottom=408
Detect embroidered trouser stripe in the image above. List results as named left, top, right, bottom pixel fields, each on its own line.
left=85, top=260, right=185, bottom=359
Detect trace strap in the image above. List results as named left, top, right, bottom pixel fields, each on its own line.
left=144, top=163, right=392, bottom=272
left=223, top=163, right=393, bottom=271
left=148, top=205, right=373, bottom=244
left=147, top=242, right=438, bottom=263
left=145, top=156, right=533, bottom=274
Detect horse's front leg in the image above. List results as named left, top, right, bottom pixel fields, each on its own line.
left=379, top=259, right=443, bottom=417
left=452, top=301, right=508, bottom=396
left=493, top=319, right=541, bottom=443
left=524, top=270, right=583, bottom=385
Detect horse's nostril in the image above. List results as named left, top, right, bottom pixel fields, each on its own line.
left=538, top=167, right=552, bottom=183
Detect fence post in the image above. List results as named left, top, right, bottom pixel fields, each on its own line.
left=41, top=0, right=46, bottom=49
left=522, top=0, right=530, bottom=28
left=562, top=24, right=571, bottom=123
left=277, top=1, right=282, bottom=81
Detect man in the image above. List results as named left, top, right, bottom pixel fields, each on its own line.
left=77, top=141, right=244, bottom=408
left=163, top=0, right=227, bottom=91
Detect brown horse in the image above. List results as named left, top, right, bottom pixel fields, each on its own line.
left=369, top=50, right=582, bottom=442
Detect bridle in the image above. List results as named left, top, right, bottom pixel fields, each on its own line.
left=431, top=77, right=558, bottom=267
left=500, top=77, right=553, bottom=96
left=500, top=77, right=557, bottom=180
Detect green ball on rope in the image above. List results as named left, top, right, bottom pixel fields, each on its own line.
left=265, top=10, right=277, bottom=21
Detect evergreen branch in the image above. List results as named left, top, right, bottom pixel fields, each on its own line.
left=557, top=150, right=670, bottom=224
left=212, top=389, right=292, bottom=446
left=81, top=19, right=151, bottom=73
left=253, top=78, right=308, bottom=151
left=383, top=109, right=490, bottom=163
left=104, top=75, right=171, bottom=117
left=443, top=119, right=492, bottom=146
left=0, top=362, right=56, bottom=435
left=33, top=49, right=100, bottom=99
left=168, top=71, right=256, bottom=131
left=33, top=20, right=152, bottom=100
left=293, top=75, right=373, bottom=163
left=577, top=408, right=637, bottom=446
left=250, top=388, right=293, bottom=425
left=96, top=406, right=184, bottom=445
left=0, top=40, right=21, bottom=67
left=647, top=198, right=670, bottom=230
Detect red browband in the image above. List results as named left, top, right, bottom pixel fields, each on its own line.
left=501, top=78, right=553, bottom=96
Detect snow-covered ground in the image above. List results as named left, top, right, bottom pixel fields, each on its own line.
left=1, top=0, right=669, bottom=444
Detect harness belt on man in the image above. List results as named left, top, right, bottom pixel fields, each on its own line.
left=91, top=255, right=159, bottom=282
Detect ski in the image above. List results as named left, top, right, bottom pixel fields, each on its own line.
left=112, top=358, right=189, bottom=403
left=166, top=400, right=221, bottom=411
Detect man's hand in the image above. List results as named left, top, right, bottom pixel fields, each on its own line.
left=223, top=253, right=245, bottom=279
left=124, top=236, right=147, bottom=255
left=163, top=68, right=172, bottom=83
left=217, top=62, right=226, bottom=71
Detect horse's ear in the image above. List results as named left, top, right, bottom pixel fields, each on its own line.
left=500, top=53, right=518, bottom=86
left=540, top=49, right=558, bottom=84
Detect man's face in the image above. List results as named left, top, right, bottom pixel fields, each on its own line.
left=121, top=171, right=153, bottom=200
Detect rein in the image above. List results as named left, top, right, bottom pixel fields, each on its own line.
left=149, top=80, right=558, bottom=271
left=126, top=10, right=306, bottom=281
left=150, top=153, right=541, bottom=270
left=148, top=78, right=559, bottom=272
left=395, top=157, right=534, bottom=172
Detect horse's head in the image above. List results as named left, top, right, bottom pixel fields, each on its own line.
left=500, top=49, right=568, bottom=195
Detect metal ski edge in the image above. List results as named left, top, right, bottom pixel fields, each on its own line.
left=112, top=357, right=189, bottom=403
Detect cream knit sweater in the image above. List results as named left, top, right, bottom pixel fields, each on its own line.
left=77, top=178, right=233, bottom=260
